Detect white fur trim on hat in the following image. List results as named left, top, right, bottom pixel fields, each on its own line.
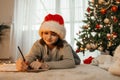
left=39, top=21, right=66, bottom=39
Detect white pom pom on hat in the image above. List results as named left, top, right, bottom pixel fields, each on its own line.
left=39, top=14, right=66, bottom=40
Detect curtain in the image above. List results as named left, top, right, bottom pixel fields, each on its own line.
left=10, top=0, right=88, bottom=62
left=10, top=0, right=40, bottom=61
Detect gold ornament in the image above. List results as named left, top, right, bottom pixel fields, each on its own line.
left=98, top=46, right=104, bottom=51
left=86, top=43, right=91, bottom=50
left=80, top=47, right=84, bottom=51
left=104, top=18, right=109, bottom=24
left=108, top=41, right=112, bottom=47
left=82, top=25, right=89, bottom=29
left=98, top=0, right=105, bottom=4
left=90, top=0, right=94, bottom=3
left=90, top=43, right=98, bottom=49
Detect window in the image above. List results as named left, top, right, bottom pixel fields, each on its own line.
left=11, top=0, right=88, bottom=61
left=28, top=0, right=88, bottom=48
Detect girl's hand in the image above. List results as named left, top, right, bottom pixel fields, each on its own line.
left=16, top=58, right=28, bottom=71
left=30, top=59, right=43, bottom=70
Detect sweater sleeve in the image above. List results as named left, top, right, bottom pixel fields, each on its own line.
left=25, top=40, right=42, bottom=64
left=46, top=44, right=76, bottom=69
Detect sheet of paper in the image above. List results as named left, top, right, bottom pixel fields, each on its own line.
left=0, top=63, right=17, bottom=72
left=0, top=63, right=48, bottom=72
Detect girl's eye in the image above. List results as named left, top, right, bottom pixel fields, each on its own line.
left=51, top=32, right=57, bottom=36
left=43, top=31, right=58, bottom=36
left=44, top=32, right=48, bottom=34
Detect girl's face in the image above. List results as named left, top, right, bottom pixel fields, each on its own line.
left=42, top=31, right=59, bottom=46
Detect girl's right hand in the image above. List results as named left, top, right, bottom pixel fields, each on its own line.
left=16, top=58, right=28, bottom=71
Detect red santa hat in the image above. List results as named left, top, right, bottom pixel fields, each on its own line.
left=39, top=14, right=66, bottom=40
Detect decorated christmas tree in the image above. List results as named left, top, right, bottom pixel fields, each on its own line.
left=75, top=0, right=120, bottom=56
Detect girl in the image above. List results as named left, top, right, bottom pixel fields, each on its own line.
left=16, top=14, right=80, bottom=71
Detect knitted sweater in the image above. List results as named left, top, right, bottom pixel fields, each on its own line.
left=25, top=40, right=80, bottom=69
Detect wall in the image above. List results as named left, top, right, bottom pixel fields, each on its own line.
left=0, top=0, right=14, bottom=25
left=0, top=0, right=14, bottom=59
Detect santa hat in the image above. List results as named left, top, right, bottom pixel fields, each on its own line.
left=39, top=14, right=66, bottom=40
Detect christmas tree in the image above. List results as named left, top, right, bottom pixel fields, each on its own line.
left=75, top=0, right=120, bottom=56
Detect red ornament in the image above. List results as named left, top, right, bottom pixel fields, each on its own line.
left=113, top=17, right=118, bottom=22
left=116, top=0, right=120, bottom=2
left=100, top=8, right=106, bottom=14
left=107, top=33, right=111, bottom=40
left=87, top=7, right=91, bottom=13
left=76, top=49, right=80, bottom=53
left=111, top=6, right=118, bottom=12
left=112, top=32, right=117, bottom=38
left=112, top=32, right=117, bottom=35
left=95, top=24, right=102, bottom=29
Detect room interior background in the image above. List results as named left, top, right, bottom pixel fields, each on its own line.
left=0, top=0, right=88, bottom=62
left=0, top=0, right=14, bottom=60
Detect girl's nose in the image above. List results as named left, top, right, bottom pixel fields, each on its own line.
left=47, top=34, right=52, bottom=39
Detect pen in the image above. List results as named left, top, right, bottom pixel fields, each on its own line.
left=17, top=46, right=26, bottom=62
left=18, top=46, right=32, bottom=70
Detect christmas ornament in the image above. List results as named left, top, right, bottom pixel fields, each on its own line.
left=116, top=0, right=120, bottom=3
left=104, top=0, right=112, bottom=5
left=76, top=49, right=80, bottom=53
left=100, top=8, right=106, bottom=14
left=91, top=16, right=95, bottom=20
left=82, top=25, right=89, bottom=29
left=80, top=47, right=84, bottom=51
left=107, top=32, right=117, bottom=40
left=108, top=41, right=112, bottom=47
left=87, top=7, right=91, bottom=13
left=113, top=16, right=118, bottom=22
left=86, top=43, right=91, bottom=50
left=104, top=18, right=109, bottom=24
left=90, top=0, right=94, bottom=3
left=91, top=32, right=96, bottom=37
left=90, top=43, right=98, bottom=50
left=111, top=6, right=118, bottom=12
left=107, top=33, right=111, bottom=40
left=98, top=0, right=105, bottom=4
left=112, top=32, right=117, bottom=39
left=95, top=24, right=103, bottom=29
left=98, top=46, right=104, bottom=51
left=116, top=0, right=120, bottom=2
